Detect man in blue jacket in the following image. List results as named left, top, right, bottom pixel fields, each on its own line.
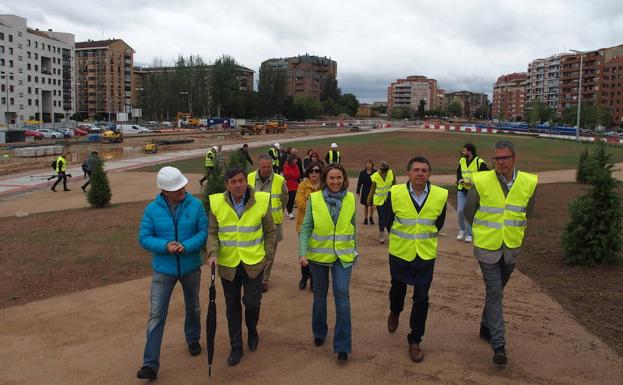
left=137, top=166, right=208, bottom=381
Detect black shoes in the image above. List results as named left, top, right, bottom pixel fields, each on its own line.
left=493, top=347, right=508, bottom=365
left=228, top=349, right=243, bottom=366
left=64, top=188, right=71, bottom=192
left=337, top=352, right=348, bottom=361
left=50, top=187, right=56, bottom=192
left=314, top=338, right=325, bottom=347
left=479, top=324, right=491, bottom=341
left=248, top=330, right=259, bottom=351
left=188, top=341, right=201, bottom=356
left=369, top=217, right=374, bottom=225
left=364, top=218, right=368, bottom=225
left=137, top=365, right=158, bottom=380
left=81, top=185, right=87, bottom=192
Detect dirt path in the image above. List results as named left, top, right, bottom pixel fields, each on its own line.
left=1, top=182, right=622, bottom=384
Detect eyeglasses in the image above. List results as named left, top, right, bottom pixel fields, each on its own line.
left=310, top=169, right=321, bottom=173
left=492, top=155, right=514, bottom=162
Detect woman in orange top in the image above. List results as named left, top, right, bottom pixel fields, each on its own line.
left=295, top=161, right=324, bottom=290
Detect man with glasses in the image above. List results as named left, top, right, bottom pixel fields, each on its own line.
left=464, top=140, right=537, bottom=366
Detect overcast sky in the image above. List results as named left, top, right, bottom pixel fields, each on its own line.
left=2, top=0, right=623, bottom=102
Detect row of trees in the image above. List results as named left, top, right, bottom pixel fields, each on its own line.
left=511, top=101, right=615, bottom=128
left=388, top=99, right=490, bottom=120
left=139, top=55, right=360, bottom=121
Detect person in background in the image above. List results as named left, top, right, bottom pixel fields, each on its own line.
left=137, top=167, right=208, bottom=380
left=290, top=148, right=305, bottom=178
left=199, top=146, right=218, bottom=186
left=51, top=150, right=70, bottom=192
left=456, top=143, right=488, bottom=243
left=283, top=153, right=301, bottom=220
left=325, top=142, right=341, bottom=164
left=295, top=161, right=324, bottom=290
left=240, top=144, right=254, bottom=166
left=303, top=149, right=314, bottom=171
left=298, top=163, right=357, bottom=362
left=80, top=151, right=100, bottom=192
left=269, top=142, right=282, bottom=174
left=368, top=161, right=396, bottom=244
left=356, top=160, right=377, bottom=225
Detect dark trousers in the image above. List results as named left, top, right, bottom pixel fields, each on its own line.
left=286, top=190, right=296, bottom=213
left=389, top=278, right=431, bottom=344
left=51, top=172, right=68, bottom=190
left=81, top=171, right=92, bottom=189
left=479, top=259, right=515, bottom=349
left=221, top=265, right=263, bottom=351
left=198, top=166, right=215, bottom=185
left=376, top=200, right=391, bottom=232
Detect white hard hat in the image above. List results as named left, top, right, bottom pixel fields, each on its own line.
left=212, top=145, right=218, bottom=151
left=331, top=142, right=338, bottom=148
left=274, top=142, right=281, bottom=149
left=157, top=166, right=188, bottom=191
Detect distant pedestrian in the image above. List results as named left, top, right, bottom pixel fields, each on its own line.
left=368, top=161, right=395, bottom=244
left=456, top=143, right=488, bottom=243
left=269, top=142, right=282, bottom=174
left=325, top=142, right=341, bottom=164
left=303, top=149, right=314, bottom=171
left=136, top=167, right=208, bottom=380
left=51, top=150, right=70, bottom=192
left=356, top=160, right=377, bottom=225
left=283, top=153, right=301, bottom=219
left=199, top=146, right=218, bottom=186
left=80, top=151, right=100, bottom=192
left=240, top=144, right=254, bottom=166
left=290, top=148, right=304, bottom=178
left=464, top=140, right=537, bottom=366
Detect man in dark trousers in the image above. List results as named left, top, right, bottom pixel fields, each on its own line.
left=81, top=151, right=100, bottom=192
left=240, top=144, right=254, bottom=166
left=385, top=156, right=447, bottom=363
left=51, top=150, right=70, bottom=192
left=325, top=142, right=341, bottom=164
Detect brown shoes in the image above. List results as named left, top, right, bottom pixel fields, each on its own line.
left=409, top=343, right=424, bottom=363
left=387, top=312, right=399, bottom=333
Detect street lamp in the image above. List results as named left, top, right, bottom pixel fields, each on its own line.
left=180, top=91, right=191, bottom=114
left=570, top=49, right=585, bottom=140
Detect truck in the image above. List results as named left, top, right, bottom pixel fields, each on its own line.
left=240, top=122, right=264, bottom=135
left=176, top=112, right=201, bottom=128
left=264, top=120, right=287, bottom=134
left=117, top=124, right=150, bottom=135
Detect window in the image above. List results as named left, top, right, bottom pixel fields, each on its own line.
left=10, top=97, right=14, bottom=105
left=27, top=75, right=31, bottom=81
left=35, top=99, right=38, bottom=106
left=35, top=53, right=38, bottom=59
left=28, top=87, right=31, bottom=94
left=27, top=51, right=31, bottom=59
left=27, top=63, right=31, bottom=70
left=35, top=41, right=38, bottom=48
left=28, top=99, right=32, bottom=106
left=9, top=85, right=14, bottom=92
left=27, top=39, right=30, bottom=47
left=34, top=76, right=38, bottom=83
left=0, top=32, right=4, bottom=40
left=0, top=59, right=4, bottom=66
left=8, top=35, right=13, bottom=42
left=9, top=60, right=13, bottom=68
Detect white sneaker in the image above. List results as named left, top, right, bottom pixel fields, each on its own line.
left=287, top=212, right=295, bottom=219
left=380, top=232, right=385, bottom=244
left=456, top=230, right=465, bottom=241
left=464, top=235, right=473, bottom=243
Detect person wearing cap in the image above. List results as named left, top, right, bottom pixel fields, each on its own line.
left=206, top=166, right=277, bottom=366
left=199, top=145, right=218, bottom=186
left=137, top=167, right=208, bottom=380
left=368, top=161, right=396, bottom=244
left=325, top=143, right=341, bottom=164
left=269, top=142, right=282, bottom=174
left=247, top=154, right=288, bottom=292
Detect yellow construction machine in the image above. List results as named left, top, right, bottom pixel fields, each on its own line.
left=264, top=120, right=287, bottom=134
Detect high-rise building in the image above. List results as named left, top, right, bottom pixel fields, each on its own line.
left=75, top=39, right=135, bottom=120
left=602, top=55, right=623, bottom=124
left=445, top=91, right=489, bottom=118
left=526, top=54, right=567, bottom=111
left=492, top=73, right=527, bottom=120
left=260, top=55, right=337, bottom=100
left=0, top=14, right=75, bottom=126
left=387, top=75, right=439, bottom=113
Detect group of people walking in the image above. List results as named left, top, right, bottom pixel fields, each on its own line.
left=136, top=139, right=537, bottom=380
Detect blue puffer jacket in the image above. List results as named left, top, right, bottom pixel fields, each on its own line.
left=139, top=193, right=208, bottom=277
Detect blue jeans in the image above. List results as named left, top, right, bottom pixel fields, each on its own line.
left=142, top=269, right=201, bottom=370
left=457, top=190, right=472, bottom=236
left=309, top=261, right=352, bottom=353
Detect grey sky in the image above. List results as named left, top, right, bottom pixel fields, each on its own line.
left=3, top=0, right=623, bottom=102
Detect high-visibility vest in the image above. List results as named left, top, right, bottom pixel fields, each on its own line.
left=307, top=191, right=356, bottom=264
left=247, top=171, right=285, bottom=224
left=205, top=149, right=215, bottom=168
left=457, top=156, right=485, bottom=191
left=269, top=148, right=280, bottom=168
left=388, top=183, right=448, bottom=261
left=370, top=169, right=394, bottom=206
left=55, top=156, right=67, bottom=172
left=472, top=170, right=538, bottom=250
left=328, top=150, right=341, bottom=164
left=209, top=191, right=270, bottom=268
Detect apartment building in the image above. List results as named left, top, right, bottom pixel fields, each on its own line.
left=75, top=39, right=134, bottom=120
left=437, top=88, right=446, bottom=112
left=261, top=55, right=337, bottom=100
left=387, top=75, right=439, bottom=113
left=602, top=55, right=623, bottom=124
left=0, top=14, right=75, bottom=126
left=526, top=54, right=567, bottom=111
left=445, top=91, right=489, bottom=118
left=492, top=72, right=527, bottom=120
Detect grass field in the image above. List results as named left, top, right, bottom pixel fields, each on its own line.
left=134, top=130, right=623, bottom=176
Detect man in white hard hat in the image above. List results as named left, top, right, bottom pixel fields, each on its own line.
left=325, top=142, right=341, bottom=164
left=199, top=145, right=219, bottom=186
left=137, top=166, right=208, bottom=381
left=269, top=142, right=282, bottom=174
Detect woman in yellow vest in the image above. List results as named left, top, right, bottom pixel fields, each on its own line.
left=298, top=163, right=357, bottom=362
left=367, top=161, right=395, bottom=244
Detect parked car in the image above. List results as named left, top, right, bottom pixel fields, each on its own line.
left=56, top=128, right=75, bottom=138
left=24, top=130, right=44, bottom=140
left=78, top=123, right=100, bottom=133
left=36, top=128, right=64, bottom=139
left=117, top=124, right=150, bottom=135
left=73, top=127, right=88, bottom=136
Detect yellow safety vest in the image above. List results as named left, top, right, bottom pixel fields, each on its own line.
left=209, top=191, right=270, bottom=268
left=457, top=156, right=485, bottom=191
left=370, top=169, right=394, bottom=206
left=388, top=183, right=448, bottom=261
left=308, top=191, right=356, bottom=264
left=247, top=171, right=285, bottom=224
left=205, top=149, right=215, bottom=168
left=269, top=148, right=280, bottom=167
left=472, top=170, right=538, bottom=250
left=56, top=156, right=67, bottom=172
left=328, top=150, right=341, bottom=164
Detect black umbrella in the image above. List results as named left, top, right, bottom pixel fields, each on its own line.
left=206, top=263, right=217, bottom=377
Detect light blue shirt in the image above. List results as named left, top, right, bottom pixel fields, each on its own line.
left=229, top=191, right=247, bottom=218
left=409, top=182, right=429, bottom=207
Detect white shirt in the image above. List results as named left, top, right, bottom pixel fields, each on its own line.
left=409, top=182, right=429, bottom=208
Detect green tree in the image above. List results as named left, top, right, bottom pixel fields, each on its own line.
left=209, top=55, right=240, bottom=117
left=257, top=64, right=288, bottom=118
left=371, top=105, right=388, bottom=114
left=321, top=75, right=341, bottom=101
left=417, top=99, right=427, bottom=118
left=447, top=99, right=462, bottom=117
left=294, top=96, right=323, bottom=118
left=338, top=93, right=360, bottom=116
left=390, top=107, right=409, bottom=120
left=86, top=158, right=112, bottom=208
left=561, top=104, right=613, bottom=129
left=525, top=101, right=555, bottom=124
left=562, top=141, right=623, bottom=265
left=575, top=146, right=591, bottom=184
